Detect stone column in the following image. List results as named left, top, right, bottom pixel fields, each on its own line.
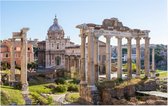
left=87, top=29, right=95, bottom=88
left=80, top=33, right=87, bottom=84
left=10, top=38, right=15, bottom=85
left=126, top=37, right=132, bottom=79
left=152, top=48, right=155, bottom=71
left=67, top=56, right=70, bottom=71
left=104, top=35, right=112, bottom=80
left=20, top=28, right=29, bottom=91
left=116, top=36, right=122, bottom=79
left=144, top=37, right=150, bottom=77
left=135, top=37, right=141, bottom=77
left=94, top=36, right=99, bottom=82
left=151, top=48, right=155, bottom=78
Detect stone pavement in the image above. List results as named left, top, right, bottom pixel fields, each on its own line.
left=136, top=91, right=168, bottom=98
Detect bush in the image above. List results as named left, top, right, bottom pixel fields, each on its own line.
left=55, top=78, right=66, bottom=84
left=30, top=92, right=49, bottom=105
left=54, top=85, right=67, bottom=93
left=156, top=73, right=160, bottom=77
left=69, top=79, right=80, bottom=84
left=45, top=84, right=56, bottom=89
left=67, top=84, right=79, bottom=92
left=14, top=82, right=22, bottom=90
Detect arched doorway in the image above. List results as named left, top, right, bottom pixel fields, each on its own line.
left=55, top=56, right=61, bottom=66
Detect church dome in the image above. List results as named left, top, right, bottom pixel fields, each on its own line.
left=48, top=16, right=63, bottom=32
left=47, top=16, right=64, bottom=40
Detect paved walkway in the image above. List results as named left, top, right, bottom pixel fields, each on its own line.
left=50, top=94, right=68, bottom=104
left=136, top=91, right=168, bottom=98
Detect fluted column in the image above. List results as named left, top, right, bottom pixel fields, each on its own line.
left=94, top=36, right=99, bottom=82
left=10, top=38, right=15, bottom=84
left=144, top=37, right=150, bottom=77
left=21, top=28, right=29, bottom=91
left=105, top=35, right=112, bottom=80
left=126, top=37, right=132, bottom=79
left=80, top=33, right=87, bottom=84
left=116, top=36, right=122, bottom=79
left=135, top=37, right=141, bottom=77
left=87, top=29, right=95, bottom=88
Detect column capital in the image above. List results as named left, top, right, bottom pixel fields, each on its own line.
left=116, top=36, right=123, bottom=39
left=126, top=37, right=133, bottom=40
left=135, top=36, right=141, bottom=40
left=79, top=33, right=87, bottom=38
left=104, top=35, right=112, bottom=39
left=143, top=37, right=150, bottom=40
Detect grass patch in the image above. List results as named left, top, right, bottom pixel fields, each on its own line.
left=115, top=78, right=142, bottom=88
left=96, top=78, right=152, bottom=90
left=0, top=85, right=25, bottom=105
left=29, top=83, right=53, bottom=94
left=30, top=92, right=53, bottom=105
left=158, top=71, right=168, bottom=78
left=65, top=93, right=80, bottom=103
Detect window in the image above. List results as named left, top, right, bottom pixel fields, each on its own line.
left=102, top=55, right=106, bottom=63
left=6, top=54, right=8, bottom=57
left=57, top=43, right=59, bottom=49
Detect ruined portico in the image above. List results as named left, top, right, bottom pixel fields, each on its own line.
left=76, top=18, right=150, bottom=104
left=10, top=28, right=29, bottom=92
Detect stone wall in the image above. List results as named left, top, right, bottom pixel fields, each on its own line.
left=79, top=84, right=100, bottom=105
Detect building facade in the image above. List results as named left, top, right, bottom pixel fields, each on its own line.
left=0, top=39, right=34, bottom=67
left=38, top=16, right=107, bottom=74
left=38, top=16, right=76, bottom=69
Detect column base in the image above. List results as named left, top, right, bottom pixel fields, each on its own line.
left=22, top=82, right=28, bottom=92
left=135, top=74, right=140, bottom=78
left=80, top=81, right=87, bottom=85
left=79, top=84, right=99, bottom=105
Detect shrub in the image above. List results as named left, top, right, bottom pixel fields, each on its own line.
left=65, top=93, right=80, bottom=103
left=156, top=73, right=160, bottom=77
left=54, top=85, right=67, bottom=93
left=45, top=84, right=56, bottom=89
left=55, top=77, right=66, bottom=84
left=14, top=82, right=22, bottom=90
left=67, top=84, right=79, bottom=92
left=38, top=74, right=45, bottom=78
left=30, top=92, right=48, bottom=105
left=69, top=79, right=80, bottom=84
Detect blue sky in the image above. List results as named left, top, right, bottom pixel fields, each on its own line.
left=1, top=0, right=168, bottom=45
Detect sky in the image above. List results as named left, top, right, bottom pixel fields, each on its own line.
left=1, top=0, right=168, bottom=45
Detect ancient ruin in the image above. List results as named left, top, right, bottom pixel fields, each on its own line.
left=10, top=28, right=29, bottom=92
left=76, top=18, right=154, bottom=104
